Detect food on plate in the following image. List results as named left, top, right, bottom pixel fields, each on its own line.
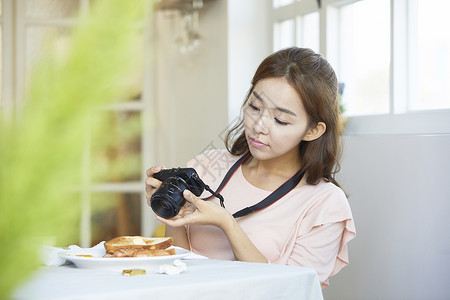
left=103, top=236, right=175, bottom=258
left=111, top=248, right=176, bottom=257
left=104, top=236, right=173, bottom=253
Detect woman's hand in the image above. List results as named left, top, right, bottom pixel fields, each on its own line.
left=156, top=190, right=234, bottom=230
left=158, top=190, right=267, bottom=263
left=146, top=165, right=190, bottom=249
left=145, top=166, right=165, bottom=206
left=159, top=190, right=268, bottom=263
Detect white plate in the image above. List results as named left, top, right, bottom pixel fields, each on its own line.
left=58, top=246, right=190, bottom=272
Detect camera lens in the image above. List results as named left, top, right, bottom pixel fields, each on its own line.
left=150, top=177, right=188, bottom=219
left=159, top=201, right=171, bottom=211
left=151, top=193, right=179, bottom=219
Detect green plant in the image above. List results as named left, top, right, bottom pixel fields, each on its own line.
left=0, top=1, right=150, bottom=298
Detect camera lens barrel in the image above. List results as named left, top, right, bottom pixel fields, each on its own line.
left=150, top=168, right=209, bottom=219
left=150, top=177, right=189, bottom=218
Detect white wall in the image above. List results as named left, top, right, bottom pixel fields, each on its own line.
left=323, top=134, right=450, bottom=300
left=153, top=0, right=229, bottom=168
left=227, top=0, right=272, bottom=122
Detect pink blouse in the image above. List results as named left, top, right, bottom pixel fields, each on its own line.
left=186, top=149, right=356, bottom=287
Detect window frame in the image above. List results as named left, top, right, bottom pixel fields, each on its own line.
left=272, top=0, right=450, bottom=135
left=1, top=0, right=14, bottom=121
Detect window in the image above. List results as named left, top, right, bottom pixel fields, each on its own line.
left=410, top=0, right=450, bottom=111
left=272, top=0, right=450, bottom=134
left=273, top=0, right=295, bottom=9
left=297, top=11, right=319, bottom=53
left=273, top=1, right=319, bottom=53
left=273, top=18, right=295, bottom=50
left=332, top=0, right=390, bottom=116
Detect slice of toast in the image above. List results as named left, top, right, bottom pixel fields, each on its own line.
left=110, top=248, right=176, bottom=258
left=132, top=248, right=176, bottom=257
left=104, top=236, right=173, bottom=254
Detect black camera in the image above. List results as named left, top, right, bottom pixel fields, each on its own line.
left=150, top=168, right=224, bottom=219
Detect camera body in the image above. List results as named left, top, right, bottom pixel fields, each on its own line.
left=150, top=168, right=205, bottom=218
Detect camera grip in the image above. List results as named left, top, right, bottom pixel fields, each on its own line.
left=152, top=168, right=179, bottom=182
left=153, top=168, right=197, bottom=181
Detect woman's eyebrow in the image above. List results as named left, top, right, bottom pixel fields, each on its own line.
left=252, top=91, right=297, bottom=116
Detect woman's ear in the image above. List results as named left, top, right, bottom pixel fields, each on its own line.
left=303, top=122, right=326, bottom=141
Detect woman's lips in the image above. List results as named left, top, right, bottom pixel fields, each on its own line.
left=249, top=137, right=267, bottom=148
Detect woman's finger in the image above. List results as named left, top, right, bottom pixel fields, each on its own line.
left=145, top=177, right=162, bottom=191
left=146, top=166, right=163, bottom=177
left=178, top=202, right=196, bottom=215
left=183, top=190, right=199, bottom=205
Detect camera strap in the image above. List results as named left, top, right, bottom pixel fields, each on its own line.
left=203, top=152, right=305, bottom=218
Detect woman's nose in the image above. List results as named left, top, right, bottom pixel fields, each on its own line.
left=252, top=112, right=269, bottom=134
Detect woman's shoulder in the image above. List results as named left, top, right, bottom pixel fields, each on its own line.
left=303, top=180, right=353, bottom=218
left=296, top=180, right=349, bottom=209
left=315, top=180, right=346, bottom=198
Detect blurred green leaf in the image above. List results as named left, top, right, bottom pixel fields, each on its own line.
left=0, top=0, right=152, bottom=298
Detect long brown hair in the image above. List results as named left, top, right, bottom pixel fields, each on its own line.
left=225, top=47, right=342, bottom=187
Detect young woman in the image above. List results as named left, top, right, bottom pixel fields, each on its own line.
left=145, top=47, right=355, bottom=287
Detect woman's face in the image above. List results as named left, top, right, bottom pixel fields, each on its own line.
left=243, top=77, right=311, bottom=162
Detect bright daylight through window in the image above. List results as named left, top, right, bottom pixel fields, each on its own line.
left=272, top=0, right=450, bottom=134
left=411, top=0, right=450, bottom=111
left=334, top=0, right=390, bottom=116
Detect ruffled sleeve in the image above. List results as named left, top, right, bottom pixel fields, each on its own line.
left=278, top=183, right=356, bottom=287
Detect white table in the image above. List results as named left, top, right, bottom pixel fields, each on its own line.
left=13, top=259, right=323, bottom=300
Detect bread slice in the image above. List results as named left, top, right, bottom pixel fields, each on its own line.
left=132, top=248, right=176, bottom=257
left=104, top=236, right=173, bottom=254
left=111, top=248, right=176, bottom=258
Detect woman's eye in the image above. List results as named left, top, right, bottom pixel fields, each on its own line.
left=275, top=118, right=289, bottom=125
left=248, top=102, right=260, bottom=111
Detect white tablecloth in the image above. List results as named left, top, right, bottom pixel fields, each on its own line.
left=13, top=259, right=323, bottom=300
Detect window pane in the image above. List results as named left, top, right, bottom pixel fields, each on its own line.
left=296, top=11, right=319, bottom=53
left=273, top=18, right=295, bottom=51
left=410, top=0, right=450, bottom=110
left=25, top=0, right=80, bottom=18
left=25, top=26, right=73, bottom=90
left=337, top=0, right=390, bottom=116
left=118, top=30, right=144, bottom=102
left=91, top=110, right=142, bottom=183
left=273, top=0, right=295, bottom=9
left=91, top=192, right=141, bottom=246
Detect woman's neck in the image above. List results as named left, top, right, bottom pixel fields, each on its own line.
left=242, top=152, right=302, bottom=190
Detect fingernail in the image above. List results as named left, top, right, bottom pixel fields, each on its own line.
left=183, top=190, right=191, bottom=196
